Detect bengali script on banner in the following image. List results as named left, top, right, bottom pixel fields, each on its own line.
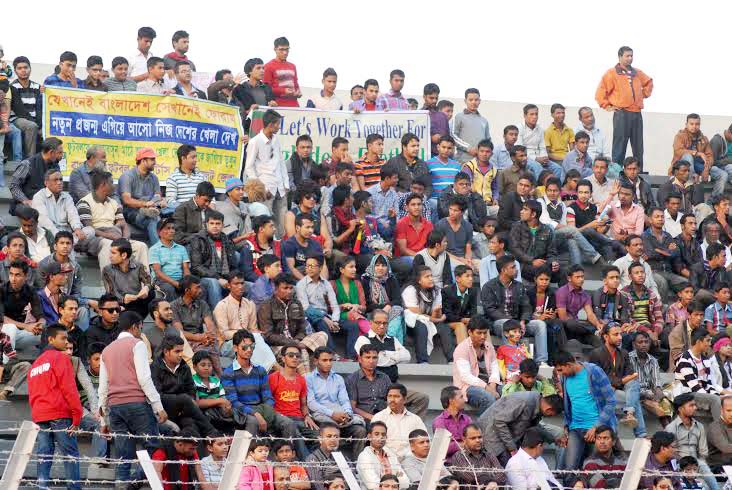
left=249, top=107, right=431, bottom=161
left=43, top=87, right=244, bottom=191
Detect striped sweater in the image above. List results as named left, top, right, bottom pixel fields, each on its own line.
left=674, top=350, right=719, bottom=396
left=221, top=360, right=273, bottom=414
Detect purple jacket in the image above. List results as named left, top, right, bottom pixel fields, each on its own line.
left=427, top=108, right=450, bottom=156
left=431, top=409, right=473, bottom=459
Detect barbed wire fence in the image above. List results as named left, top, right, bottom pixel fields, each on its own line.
left=0, top=422, right=732, bottom=490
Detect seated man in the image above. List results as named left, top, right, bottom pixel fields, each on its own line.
left=497, top=172, right=533, bottom=232
left=215, top=177, right=248, bottom=246
left=708, top=396, right=732, bottom=469
left=101, top=238, right=153, bottom=320
left=371, top=383, right=428, bottom=461
left=401, top=429, right=453, bottom=486
left=249, top=254, right=282, bottom=306
left=38, top=230, right=95, bottom=331
left=555, top=265, right=604, bottom=348
left=172, top=181, right=216, bottom=246
left=171, top=275, right=220, bottom=366
left=68, top=145, right=107, bottom=204
left=674, top=214, right=704, bottom=284
left=150, top=335, right=215, bottom=437
left=213, top=272, right=257, bottom=355
left=242, top=215, right=282, bottom=282
left=592, top=265, right=634, bottom=338
left=151, top=428, right=206, bottom=486
left=435, top=195, right=476, bottom=272
left=37, top=261, right=74, bottom=326
left=502, top=358, right=557, bottom=396
left=508, top=200, right=560, bottom=283
left=285, top=182, right=332, bottom=251
left=452, top=317, right=501, bottom=416
left=691, top=243, right=731, bottom=306
left=622, top=261, right=665, bottom=352
left=413, top=230, right=453, bottom=289
left=618, top=156, right=656, bottom=214
left=614, top=235, right=661, bottom=298
left=606, top=181, right=645, bottom=240
left=0, top=260, right=44, bottom=352
left=76, top=170, right=149, bottom=270
left=356, top=422, right=410, bottom=490
left=8, top=137, right=62, bottom=216
left=188, top=210, right=237, bottom=309
left=257, top=273, right=328, bottom=374
left=643, top=207, right=686, bottom=300
left=42, top=294, right=85, bottom=359
left=432, top=386, right=473, bottom=461
left=149, top=217, right=191, bottom=300
left=505, top=427, right=562, bottom=490
left=568, top=178, right=624, bottom=261
left=442, top=265, right=478, bottom=352
left=353, top=310, right=429, bottom=418
left=656, top=160, right=704, bottom=219
left=640, top=432, right=681, bottom=490
left=561, top=130, right=593, bottom=178
left=581, top=425, right=627, bottom=489
left=345, top=345, right=392, bottom=423
left=305, top=347, right=367, bottom=457
left=450, top=424, right=506, bottom=489
left=426, top=135, right=461, bottom=201
left=85, top=293, right=120, bottom=349
left=306, top=423, right=351, bottom=490
left=478, top=233, right=521, bottom=288
left=705, top=282, right=732, bottom=335
left=119, top=147, right=167, bottom=244
left=482, top=256, right=548, bottom=365
left=221, top=329, right=301, bottom=440
left=394, top=193, right=433, bottom=268
left=460, top=139, right=500, bottom=214
left=589, top=324, right=647, bottom=437
left=282, top=214, right=327, bottom=281
left=32, top=169, right=86, bottom=240
left=366, top=163, right=399, bottom=239
left=437, top=171, right=489, bottom=225
left=701, top=221, right=732, bottom=266
left=15, top=205, right=54, bottom=263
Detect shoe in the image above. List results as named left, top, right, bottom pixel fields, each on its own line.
left=0, top=390, right=9, bottom=401
left=139, top=207, right=161, bottom=218
left=620, top=412, right=638, bottom=429
left=538, top=362, right=551, bottom=369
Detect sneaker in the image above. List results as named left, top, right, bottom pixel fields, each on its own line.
left=538, top=362, right=551, bottom=369
left=620, top=412, right=639, bottom=429
left=139, top=207, right=161, bottom=218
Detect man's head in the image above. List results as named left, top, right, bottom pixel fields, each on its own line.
left=574, top=131, right=590, bottom=154
left=280, top=344, right=302, bottom=371
left=43, top=260, right=72, bottom=289
left=454, top=265, right=473, bottom=290
left=592, top=156, right=609, bottom=183
left=476, top=139, right=493, bottom=164
left=262, top=109, right=282, bottom=134
left=628, top=261, right=646, bottom=286
left=672, top=160, right=691, bottom=184
left=244, top=58, right=265, bottom=81
left=464, top=88, right=480, bottom=112
left=304, top=253, right=324, bottom=280
left=423, top=83, right=440, bottom=109
left=462, top=424, right=483, bottom=452
left=517, top=359, right=539, bottom=389
left=602, top=323, right=623, bottom=350
left=632, top=330, right=651, bottom=355
left=516, top=173, right=533, bottom=198
left=173, top=428, right=198, bottom=458
left=192, top=350, right=216, bottom=379
left=273, top=273, right=296, bottom=302
left=109, top=238, right=132, bottom=266
left=510, top=145, right=528, bottom=168
left=85, top=145, right=107, bottom=171
left=649, top=207, right=665, bottom=230
left=502, top=319, right=523, bottom=345
left=405, top=193, right=423, bottom=218
left=601, top=265, right=621, bottom=292
left=180, top=275, right=202, bottom=300
left=156, top=217, right=176, bottom=243
left=16, top=205, right=39, bottom=238
left=91, top=170, right=114, bottom=199
left=363, top=79, right=379, bottom=103
left=58, top=51, right=78, bottom=79
left=496, top=254, right=517, bottom=280
left=715, top=281, right=731, bottom=304
left=523, top=103, right=539, bottom=125
left=687, top=301, right=706, bottom=329
left=544, top=177, right=562, bottom=203
left=7, top=259, right=29, bottom=292
left=650, top=431, right=676, bottom=462
left=594, top=426, right=616, bottom=455
left=379, top=475, right=399, bottom=490
left=691, top=327, right=712, bottom=352
left=550, top=103, right=566, bottom=124
left=704, top=221, right=722, bottom=245
left=625, top=234, right=643, bottom=259
left=623, top=157, right=640, bottom=180
left=520, top=427, right=546, bottom=458
left=171, top=30, right=190, bottom=55
left=174, top=61, right=193, bottom=84
left=12, top=56, right=31, bottom=81
left=149, top=298, right=172, bottom=325
left=369, top=309, right=389, bottom=338
left=294, top=214, right=315, bottom=240
left=273, top=36, right=290, bottom=61
left=453, top=172, right=471, bottom=196
left=53, top=230, right=74, bottom=259
left=674, top=393, right=697, bottom=419
left=447, top=195, right=467, bottom=222
left=135, top=147, right=157, bottom=173
left=519, top=200, right=542, bottom=224
left=146, top=56, right=165, bottom=80
left=137, top=26, right=156, bottom=53
left=161, top=334, right=185, bottom=366
left=427, top=230, right=448, bottom=254
left=232, top=329, right=256, bottom=361
left=680, top=213, right=697, bottom=237
left=257, top=254, right=282, bottom=280
left=111, top=57, right=129, bottom=81
left=685, top=113, right=701, bottom=135
left=41, top=137, right=64, bottom=164
left=401, top=133, right=420, bottom=161
left=46, top=324, right=69, bottom=351
left=618, top=46, right=633, bottom=67
left=721, top=396, right=732, bottom=425
left=664, top=192, right=682, bottom=217
left=57, top=295, right=78, bottom=325
left=350, top=85, right=364, bottom=101
left=554, top=351, right=580, bottom=377
left=319, top=422, right=340, bottom=452
left=467, top=317, right=490, bottom=347
left=440, top=386, right=465, bottom=412
left=578, top=107, right=595, bottom=129
left=358, top=344, right=379, bottom=371
left=408, top=429, right=430, bottom=458
left=119, top=311, right=144, bottom=339
left=367, top=421, right=388, bottom=451
left=205, top=210, right=225, bottom=237
left=321, top=67, right=337, bottom=94
left=313, top=347, right=335, bottom=375
left=86, top=55, right=103, bottom=83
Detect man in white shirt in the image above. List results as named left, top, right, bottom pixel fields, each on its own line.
left=356, top=422, right=410, bottom=490
left=16, top=205, right=54, bottom=263
left=245, top=109, right=289, bottom=236
left=575, top=107, right=611, bottom=161
left=130, top=27, right=157, bottom=83
left=518, top=103, right=564, bottom=182
left=32, top=169, right=86, bottom=240
left=371, top=383, right=428, bottom=461
left=587, top=156, right=617, bottom=206
left=505, top=427, right=561, bottom=490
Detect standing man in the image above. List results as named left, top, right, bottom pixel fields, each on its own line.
left=422, top=83, right=450, bottom=157
left=99, top=311, right=166, bottom=485
left=377, top=69, right=409, bottom=111
left=28, top=324, right=83, bottom=490
left=9, top=56, right=42, bottom=158
left=453, top=88, right=491, bottom=163
left=596, top=46, right=654, bottom=170
left=245, top=109, right=289, bottom=235
left=118, top=147, right=165, bottom=245
left=263, top=37, right=301, bottom=107
left=130, top=26, right=157, bottom=82
left=163, top=30, right=196, bottom=74
left=9, top=137, right=62, bottom=215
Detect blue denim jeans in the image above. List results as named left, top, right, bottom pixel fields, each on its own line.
left=615, top=379, right=646, bottom=437
left=200, top=277, right=227, bottom=310
left=492, top=318, right=548, bottom=363
left=554, top=226, right=600, bottom=264
left=562, top=428, right=591, bottom=475
left=466, top=385, right=497, bottom=415
left=80, top=413, right=107, bottom=459
left=124, top=208, right=160, bottom=245
left=108, top=402, right=160, bottom=483
left=528, top=159, right=565, bottom=183
left=0, top=123, right=23, bottom=163
left=36, top=418, right=81, bottom=490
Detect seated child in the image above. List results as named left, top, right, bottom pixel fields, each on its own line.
left=200, top=430, right=229, bottom=485
left=249, top=255, right=282, bottom=306
left=272, top=440, right=310, bottom=490
left=192, top=350, right=247, bottom=429
left=678, top=456, right=704, bottom=490
left=238, top=439, right=275, bottom=490
left=496, top=319, right=530, bottom=381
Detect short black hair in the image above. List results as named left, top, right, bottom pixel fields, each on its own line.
left=111, top=56, right=129, bottom=69
left=192, top=350, right=213, bottom=366
left=12, top=56, right=30, bottom=68
left=273, top=273, right=296, bottom=287
left=257, top=254, right=280, bottom=273
left=233, top=329, right=255, bottom=346
left=195, top=181, right=216, bottom=198
left=110, top=238, right=132, bottom=260
left=179, top=275, right=201, bottom=294
left=244, top=58, right=264, bottom=76
left=172, top=30, right=189, bottom=43
left=206, top=209, right=224, bottom=223
left=59, top=51, right=77, bottom=64
left=440, top=386, right=461, bottom=409
left=262, top=109, right=281, bottom=127
left=54, top=230, right=74, bottom=244
left=387, top=383, right=407, bottom=398
left=423, top=83, right=440, bottom=96
left=147, top=56, right=164, bottom=70
left=138, top=27, right=157, bottom=39
left=554, top=351, right=577, bottom=366
left=467, top=316, right=490, bottom=332
left=273, top=36, right=289, bottom=47
left=650, top=431, right=675, bottom=454
left=87, top=55, right=103, bottom=68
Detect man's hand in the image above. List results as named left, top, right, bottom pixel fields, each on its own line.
left=156, top=410, right=168, bottom=424
left=31, top=323, right=44, bottom=335
left=555, top=434, right=568, bottom=447
left=137, top=286, right=149, bottom=300
left=584, top=427, right=596, bottom=442
left=254, top=412, right=268, bottom=432
left=22, top=200, right=33, bottom=207
left=468, top=147, right=478, bottom=157
left=605, top=106, right=618, bottom=112
left=486, top=383, right=499, bottom=399
left=67, top=425, right=79, bottom=434
left=331, top=411, right=348, bottom=425
left=532, top=259, right=546, bottom=268
left=304, top=415, right=319, bottom=430
left=123, top=294, right=137, bottom=304
left=218, top=278, right=229, bottom=289
left=485, top=482, right=498, bottom=490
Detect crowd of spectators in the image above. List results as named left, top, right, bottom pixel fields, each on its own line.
left=4, top=29, right=732, bottom=490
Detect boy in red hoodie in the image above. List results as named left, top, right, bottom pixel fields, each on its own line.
left=28, top=324, right=84, bottom=490
left=263, top=37, right=301, bottom=107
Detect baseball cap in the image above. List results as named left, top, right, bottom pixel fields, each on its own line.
left=42, top=261, right=73, bottom=276
left=135, top=147, right=157, bottom=161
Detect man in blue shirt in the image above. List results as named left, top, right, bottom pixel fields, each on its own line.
left=43, top=51, right=85, bottom=88
left=281, top=215, right=326, bottom=281
left=704, top=282, right=732, bottom=334
left=305, top=346, right=367, bottom=456
left=149, top=218, right=190, bottom=300
left=554, top=350, right=617, bottom=477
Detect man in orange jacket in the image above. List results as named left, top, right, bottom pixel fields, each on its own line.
left=28, top=324, right=84, bottom=490
left=595, top=46, right=653, bottom=170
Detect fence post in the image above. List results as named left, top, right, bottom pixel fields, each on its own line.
left=0, top=420, right=39, bottom=490
left=333, top=451, right=360, bottom=490
left=417, top=428, right=452, bottom=490
left=618, top=437, right=651, bottom=490
left=137, top=449, right=164, bottom=490
left=219, top=430, right=253, bottom=490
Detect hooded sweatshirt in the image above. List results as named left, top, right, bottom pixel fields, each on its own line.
left=28, top=348, right=83, bottom=425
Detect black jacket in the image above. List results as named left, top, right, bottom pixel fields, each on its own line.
left=173, top=199, right=211, bottom=246
left=656, top=179, right=703, bottom=214
left=588, top=345, right=634, bottom=390
left=361, top=276, right=402, bottom=313
left=591, top=288, right=632, bottom=324
left=618, top=171, right=655, bottom=213
left=442, top=284, right=478, bottom=322
left=673, top=234, right=703, bottom=274
left=85, top=317, right=120, bottom=349
left=437, top=187, right=487, bottom=232
left=690, top=263, right=732, bottom=292
left=290, top=154, right=316, bottom=188
left=509, top=222, right=557, bottom=268
left=481, top=278, right=531, bottom=322
left=496, top=192, right=526, bottom=232
left=387, top=153, right=431, bottom=195
left=188, top=230, right=238, bottom=280
left=151, top=356, right=195, bottom=397
left=173, top=85, right=207, bottom=100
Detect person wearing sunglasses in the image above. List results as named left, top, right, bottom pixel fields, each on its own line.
left=85, top=293, right=121, bottom=349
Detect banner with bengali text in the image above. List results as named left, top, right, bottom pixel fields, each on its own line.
left=43, top=87, right=244, bottom=191
left=249, top=106, right=431, bottom=162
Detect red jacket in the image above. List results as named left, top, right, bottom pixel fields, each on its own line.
left=28, top=348, right=83, bottom=425
left=263, top=59, right=300, bottom=107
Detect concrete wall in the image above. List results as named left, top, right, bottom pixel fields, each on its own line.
left=30, top=63, right=732, bottom=176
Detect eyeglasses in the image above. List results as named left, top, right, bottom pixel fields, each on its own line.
left=285, top=352, right=302, bottom=359
left=373, top=321, right=388, bottom=326
left=303, top=194, right=316, bottom=200
left=103, top=307, right=121, bottom=313
left=240, top=344, right=254, bottom=351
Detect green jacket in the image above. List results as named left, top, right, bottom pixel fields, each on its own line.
left=501, top=376, right=556, bottom=397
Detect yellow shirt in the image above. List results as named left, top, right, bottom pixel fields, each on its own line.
left=544, top=123, right=575, bottom=161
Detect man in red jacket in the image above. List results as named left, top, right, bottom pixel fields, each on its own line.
left=263, top=36, right=301, bottom=107
left=28, top=324, right=83, bottom=490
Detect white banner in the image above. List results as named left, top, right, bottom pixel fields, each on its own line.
left=249, top=107, right=432, bottom=162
